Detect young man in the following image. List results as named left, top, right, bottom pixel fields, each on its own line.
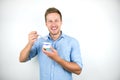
left=19, top=7, right=83, bottom=80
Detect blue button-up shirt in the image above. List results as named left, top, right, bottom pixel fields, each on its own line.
left=28, top=32, right=83, bottom=80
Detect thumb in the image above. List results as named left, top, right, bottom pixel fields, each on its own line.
left=50, top=46, right=56, bottom=52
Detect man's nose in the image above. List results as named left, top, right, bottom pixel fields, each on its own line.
left=51, top=21, right=56, bottom=26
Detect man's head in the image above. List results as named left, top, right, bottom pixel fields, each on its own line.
left=45, top=7, right=62, bottom=37
left=45, top=7, right=62, bottom=22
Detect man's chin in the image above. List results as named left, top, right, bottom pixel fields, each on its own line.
left=50, top=32, right=58, bottom=35
left=51, top=33, right=57, bottom=35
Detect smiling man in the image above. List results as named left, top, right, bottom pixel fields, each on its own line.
left=19, top=7, right=83, bottom=80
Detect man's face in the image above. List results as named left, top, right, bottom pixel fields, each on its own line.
left=46, top=13, right=62, bottom=35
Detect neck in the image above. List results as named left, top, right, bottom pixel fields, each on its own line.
left=50, top=31, right=61, bottom=40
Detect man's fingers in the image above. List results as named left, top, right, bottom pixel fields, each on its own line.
left=28, top=31, right=39, bottom=44
left=29, top=31, right=39, bottom=39
left=30, top=31, right=37, bottom=34
left=29, top=31, right=38, bottom=36
left=50, top=47, right=56, bottom=52
left=42, top=48, right=50, bottom=56
left=31, top=34, right=39, bottom=38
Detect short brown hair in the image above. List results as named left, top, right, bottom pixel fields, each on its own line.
left=45, top=7, right=62, bottom=22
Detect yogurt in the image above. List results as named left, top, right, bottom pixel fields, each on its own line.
left=43, top=42, right=51, bottom=51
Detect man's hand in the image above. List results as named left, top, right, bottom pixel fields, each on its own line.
left=28, top=31, right=39, bottom=45
left=42, top=47, right=60, bottom=61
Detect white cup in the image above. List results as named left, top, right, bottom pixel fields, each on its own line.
left=43, top=42, right=51, bottom=51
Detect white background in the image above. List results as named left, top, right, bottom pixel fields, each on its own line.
left=0, top=0, right=120, bottom=80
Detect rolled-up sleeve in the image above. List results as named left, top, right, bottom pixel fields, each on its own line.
left=70, top=39, right=83, bottom=68
left=28, top=41, right=38, bottom=60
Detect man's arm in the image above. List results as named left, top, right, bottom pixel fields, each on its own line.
left=55, top=56, right=82, bottom=75
left=42, top=47, right=82, bottom=75
left=19, top=43, right=33, bottom=62
left=19, top=31, right=38, bottom=62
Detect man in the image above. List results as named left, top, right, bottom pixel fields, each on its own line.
left=19, top=7, right=83, bottom=80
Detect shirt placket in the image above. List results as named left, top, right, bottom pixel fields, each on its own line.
left=50, top=41, right=56, bottom=80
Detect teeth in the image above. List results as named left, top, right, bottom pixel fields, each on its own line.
left=52, top=27, right=56, bottom=30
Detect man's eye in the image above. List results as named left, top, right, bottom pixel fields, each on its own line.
left=55, top=20, right=59, bottom=22
left=48, top=21, right=52, bottom=22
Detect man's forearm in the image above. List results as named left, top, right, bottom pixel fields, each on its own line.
left=19, top=43, right=32, bottom=62
left=55, top=57, right=82, bottom=75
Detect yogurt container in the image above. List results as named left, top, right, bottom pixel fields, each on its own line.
left=43, top=42, right=51, bottom=51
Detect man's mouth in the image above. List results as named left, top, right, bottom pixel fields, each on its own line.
left=51, top=27, right=57, bottom=30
